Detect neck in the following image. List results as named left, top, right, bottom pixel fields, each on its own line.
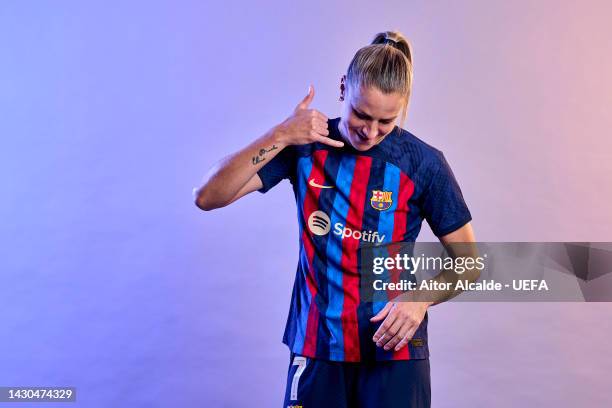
left=337, top=118, right=350, bottom=145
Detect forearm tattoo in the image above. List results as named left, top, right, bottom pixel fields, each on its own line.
left=251, top=145, right=278, bottom=165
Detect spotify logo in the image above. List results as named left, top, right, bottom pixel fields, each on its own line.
left=308, top=211, right=331, bottom=236
left=307, top=210, right=385, bottom=243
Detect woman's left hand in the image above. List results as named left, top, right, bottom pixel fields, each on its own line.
left=370, top=300, right=431, bottom=351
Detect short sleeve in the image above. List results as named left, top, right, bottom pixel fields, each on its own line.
left=421, top=152, right=472, bottom=237
left=256, top=145, right=296, bottom=193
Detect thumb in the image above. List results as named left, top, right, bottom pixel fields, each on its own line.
left=295, top=84, right=315, bottom=111
left=370, top=302, right=393, bottom=322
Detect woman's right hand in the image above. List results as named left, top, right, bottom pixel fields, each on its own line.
left=275, top=85, right=344, bottom=148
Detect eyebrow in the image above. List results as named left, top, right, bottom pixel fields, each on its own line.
left=352, top=105, right=397, bottom=122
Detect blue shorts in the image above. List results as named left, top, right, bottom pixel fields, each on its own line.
left=283, top=352, right=431, bottom=408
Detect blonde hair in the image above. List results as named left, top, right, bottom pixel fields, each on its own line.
left=345, top=31, right=414, bottom=127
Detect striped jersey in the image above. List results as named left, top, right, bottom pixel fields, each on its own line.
left=257, top=117, right=472, bottom=362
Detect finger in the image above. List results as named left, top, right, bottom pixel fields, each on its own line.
left=393, top=330, right=411, bottom=352
left=299, top=111, right=328, bottom=133
left=394, top=337, right=409, bottom=351
left=372, top=312, right=398, bottom=343
left=312, top=122, right=329, bottom=136
left=395, top=326, right=418, bottom=351
left=312, top=109, right=329, bottom=123
left=379, top=318, right=404, bottom=349
left=372, top=306, right=398, bottom=342
left=295, top=84, right=315, bottom=111
left=316, top=136, right=344, bottom=148
left=383, top=325, right=408, bottom=351
left=384, top=334, right=403, bottom=351
left=370, top=302, right=393, bottom=323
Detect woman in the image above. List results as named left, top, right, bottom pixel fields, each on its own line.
left=195, top=31, right=475, bottom=408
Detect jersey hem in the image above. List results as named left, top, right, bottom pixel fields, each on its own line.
left=283, top=340, right=430, bottom=362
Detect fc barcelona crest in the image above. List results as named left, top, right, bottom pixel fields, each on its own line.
left=370, top=190, right=393, bottom=211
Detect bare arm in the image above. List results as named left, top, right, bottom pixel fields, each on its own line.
left=370, top=221, right=478, bottom=352
left=193, top=85, right=343, bottom=211
left=426, top=221, right=479, bottom=306
left=193, top=129, right=285, bottom=211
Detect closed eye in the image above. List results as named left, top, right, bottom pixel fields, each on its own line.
left=352, top=107, right=395, bottom=124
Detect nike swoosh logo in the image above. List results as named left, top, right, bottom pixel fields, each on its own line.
left=308, top=178, right=334, bottom=189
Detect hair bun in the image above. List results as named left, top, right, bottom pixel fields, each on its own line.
left=382, top=37, right=399, bottom=46
left=372, top=31, right=412, bottom=64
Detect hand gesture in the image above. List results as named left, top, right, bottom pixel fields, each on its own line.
left=276, top=85, right=344, bottom=148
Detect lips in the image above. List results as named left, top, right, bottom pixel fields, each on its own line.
left=355, top=132, right=368, bottom=142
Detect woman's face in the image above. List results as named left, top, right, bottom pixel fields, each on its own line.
left=339, top=81, right=405, bottom=151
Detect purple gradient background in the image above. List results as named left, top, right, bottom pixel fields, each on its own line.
left=1, top=1, right=611, bottom=407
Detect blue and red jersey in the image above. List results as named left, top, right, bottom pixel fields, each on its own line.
left=257, top=117, right=472, bottom=362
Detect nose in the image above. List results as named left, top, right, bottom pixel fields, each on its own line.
left=363, top=123, right=379, bottom=140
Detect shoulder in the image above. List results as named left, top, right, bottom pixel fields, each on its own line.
left=384, top=127, right=446, bottom=173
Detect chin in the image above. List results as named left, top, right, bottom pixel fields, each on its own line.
left=349, top=134, right=377, bottom=151
left=351, top=140, right=375, bottom=151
